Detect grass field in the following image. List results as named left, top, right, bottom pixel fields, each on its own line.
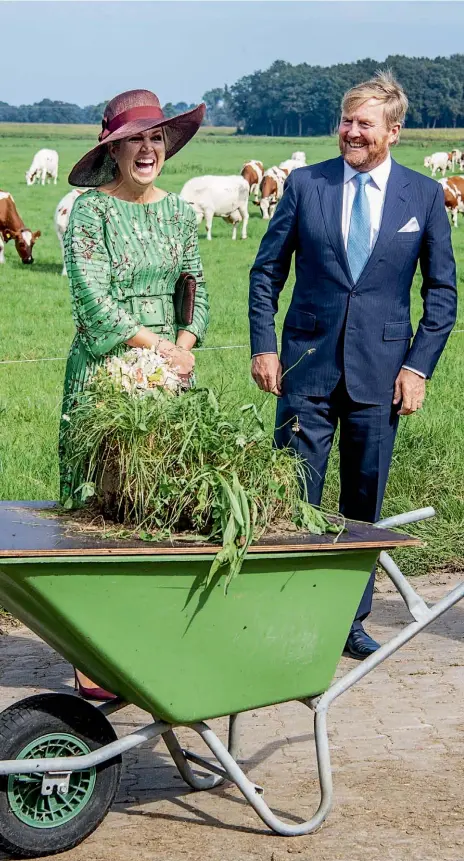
left=0, top=125, right=462, bottom=574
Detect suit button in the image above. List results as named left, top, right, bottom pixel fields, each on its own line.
left=351, top=291, right=358, bottom=296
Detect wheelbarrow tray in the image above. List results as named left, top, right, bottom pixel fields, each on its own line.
left=0, top=502, right=419, bottom=724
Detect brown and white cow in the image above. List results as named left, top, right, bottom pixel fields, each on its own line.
left=241, top=160, right=264, bottom=202
left=438, top=176, right=464, bottom=227
left=254, top=166, right=288, bottom=220
left=0, top=191, right=41, bottom=264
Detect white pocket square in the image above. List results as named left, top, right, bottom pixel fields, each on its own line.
left=398, top=217, right=420, bottom=233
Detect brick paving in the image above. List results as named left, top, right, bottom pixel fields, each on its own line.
left=0, top=571, right=462, bottom=861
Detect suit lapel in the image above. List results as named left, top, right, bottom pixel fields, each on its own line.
left=357, top=159, right=411, bottom=285
left=318, top=157, right=353, bottom=287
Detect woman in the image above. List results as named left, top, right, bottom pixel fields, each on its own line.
left=60, top=90, right=209, bottom=699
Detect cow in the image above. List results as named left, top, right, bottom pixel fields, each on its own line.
left=179, top=175, right=249, bottom=240
left=255, top=166, right=288, bottom=220
left=450, top=149, right=463, bottom=171
left=0, top=191, right=40, bottom=264
left=26, top=149, right=59, bottom=186
left=438, top=176, right=464, bottom=227
left=241, top=160, right=264, bottom=202
left=54, top=189, right=85, bottom=274
left=278, top=152, right=306, bottom=174
left=424, top=152, right=449, bottom=177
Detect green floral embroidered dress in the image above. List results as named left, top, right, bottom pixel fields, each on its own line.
left=59, top=189, right=209, bottom=503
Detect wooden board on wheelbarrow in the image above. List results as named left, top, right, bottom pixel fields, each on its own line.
left=0, top=501, right=420, bottom=557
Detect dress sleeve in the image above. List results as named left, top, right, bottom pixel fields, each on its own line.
left=179, top=207, right=209, bottom=345
left=64, top=197, right=141, bottom=359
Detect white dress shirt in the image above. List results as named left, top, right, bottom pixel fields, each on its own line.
left=342, top=155, right=391, bottom=251
left=342, top=155, right=424, bottom=379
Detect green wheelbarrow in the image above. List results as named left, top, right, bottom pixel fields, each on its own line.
left=0, top=501, right=461, bottom=857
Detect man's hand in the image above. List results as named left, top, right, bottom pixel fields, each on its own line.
left=393, top=368, right=426, bottom=416
left=251, top=353, right=282, bottom=395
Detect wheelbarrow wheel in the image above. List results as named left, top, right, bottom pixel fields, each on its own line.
left=0, top=693, right=121, bottom=858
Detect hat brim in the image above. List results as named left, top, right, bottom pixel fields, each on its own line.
left=68, top=103, right=206, bottom=187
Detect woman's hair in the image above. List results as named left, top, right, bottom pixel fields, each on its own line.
left=341, top=70, right=408, bottom=130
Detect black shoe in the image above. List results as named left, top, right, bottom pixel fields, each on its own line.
left=343, top=623, right=380, bottom=661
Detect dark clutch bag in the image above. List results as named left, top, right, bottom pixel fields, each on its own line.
left=174, top=272, right=197, bottom=327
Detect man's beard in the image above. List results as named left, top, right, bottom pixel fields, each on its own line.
left=339, top=137, right=389, bottom=170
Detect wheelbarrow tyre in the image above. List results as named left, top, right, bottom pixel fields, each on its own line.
left=0, top=693, right=121, bottom=858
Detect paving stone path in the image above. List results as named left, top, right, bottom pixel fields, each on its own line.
left=0, top=571, right=462, bottom=861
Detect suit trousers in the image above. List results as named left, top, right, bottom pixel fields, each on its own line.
left=275, top=379, right=400, bottom=621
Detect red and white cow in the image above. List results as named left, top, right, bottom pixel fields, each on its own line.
left=241, top=160, right=264, bottom=201
left=438, top=176, right=464, bottom=227
left=255, top=166, right=288, bottom=220
left=180, top=175, right=250, bottom=240
left=0, top=191, right=41, bottom=264
left=26, top=149, right=59, bottom=186
left=54, top=189, right=85, bottom=275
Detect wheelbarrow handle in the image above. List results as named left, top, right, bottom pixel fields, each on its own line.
left=374, top=506, right=435, bottom=529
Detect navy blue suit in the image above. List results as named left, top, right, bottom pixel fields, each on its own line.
left=249, top=156, right=457, bottom=620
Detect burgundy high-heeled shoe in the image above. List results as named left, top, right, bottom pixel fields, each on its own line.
left=74, top=670, right=117, bottom=702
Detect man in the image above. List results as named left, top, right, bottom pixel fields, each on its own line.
left=249, top=72, right=457, bottom=660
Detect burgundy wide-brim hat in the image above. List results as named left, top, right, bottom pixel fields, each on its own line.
left=68, top=89, right=206, bottom=187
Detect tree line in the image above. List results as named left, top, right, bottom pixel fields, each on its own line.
left=2, top=54, right=464, bottom=134
left=0, top=99, right=203, bottom=125
left=226, top=54, right=464, bottom=135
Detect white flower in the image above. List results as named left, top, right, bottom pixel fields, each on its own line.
left=98, top=346, right=184, bottom=398
left=62, top=414, right=70, bottom=422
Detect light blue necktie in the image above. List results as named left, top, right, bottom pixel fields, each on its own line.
left=347, top=172, right=371, bottom=283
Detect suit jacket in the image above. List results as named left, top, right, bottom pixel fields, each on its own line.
left=249, top=156, right=457, bottom=404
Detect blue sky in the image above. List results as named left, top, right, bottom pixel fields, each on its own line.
left=3, top=1, right=464, bottom=107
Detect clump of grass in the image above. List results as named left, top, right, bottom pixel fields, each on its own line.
left=63, top=380, right=342, bottom=589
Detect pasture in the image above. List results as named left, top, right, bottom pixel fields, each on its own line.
left=0, top=124, right=462, bottom=575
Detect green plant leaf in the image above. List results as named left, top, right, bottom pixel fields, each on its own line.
left=74, top=481, right=95, bottom=502
left=216, top=473, right=244, bottom=527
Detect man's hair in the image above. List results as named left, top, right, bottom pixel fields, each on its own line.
left=341, top=70, right=408, bottom=130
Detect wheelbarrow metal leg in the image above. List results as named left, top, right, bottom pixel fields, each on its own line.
left=189, top=709, right=333, bottom=836
left=162, top=728, right=224, bottom=790
left=163, top=713, right=243, bottom=791
left=228, top=713, right=241, bottom=760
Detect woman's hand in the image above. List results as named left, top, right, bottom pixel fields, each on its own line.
left=158, top=339, right=195, bottom=376
left=126, top=327, right=195, bottom=376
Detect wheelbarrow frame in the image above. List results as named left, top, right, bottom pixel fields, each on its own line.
left=0, top=506, right=461, bottom=837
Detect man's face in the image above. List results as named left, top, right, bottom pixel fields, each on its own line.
left=338, top=98, right=400, bottom=171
